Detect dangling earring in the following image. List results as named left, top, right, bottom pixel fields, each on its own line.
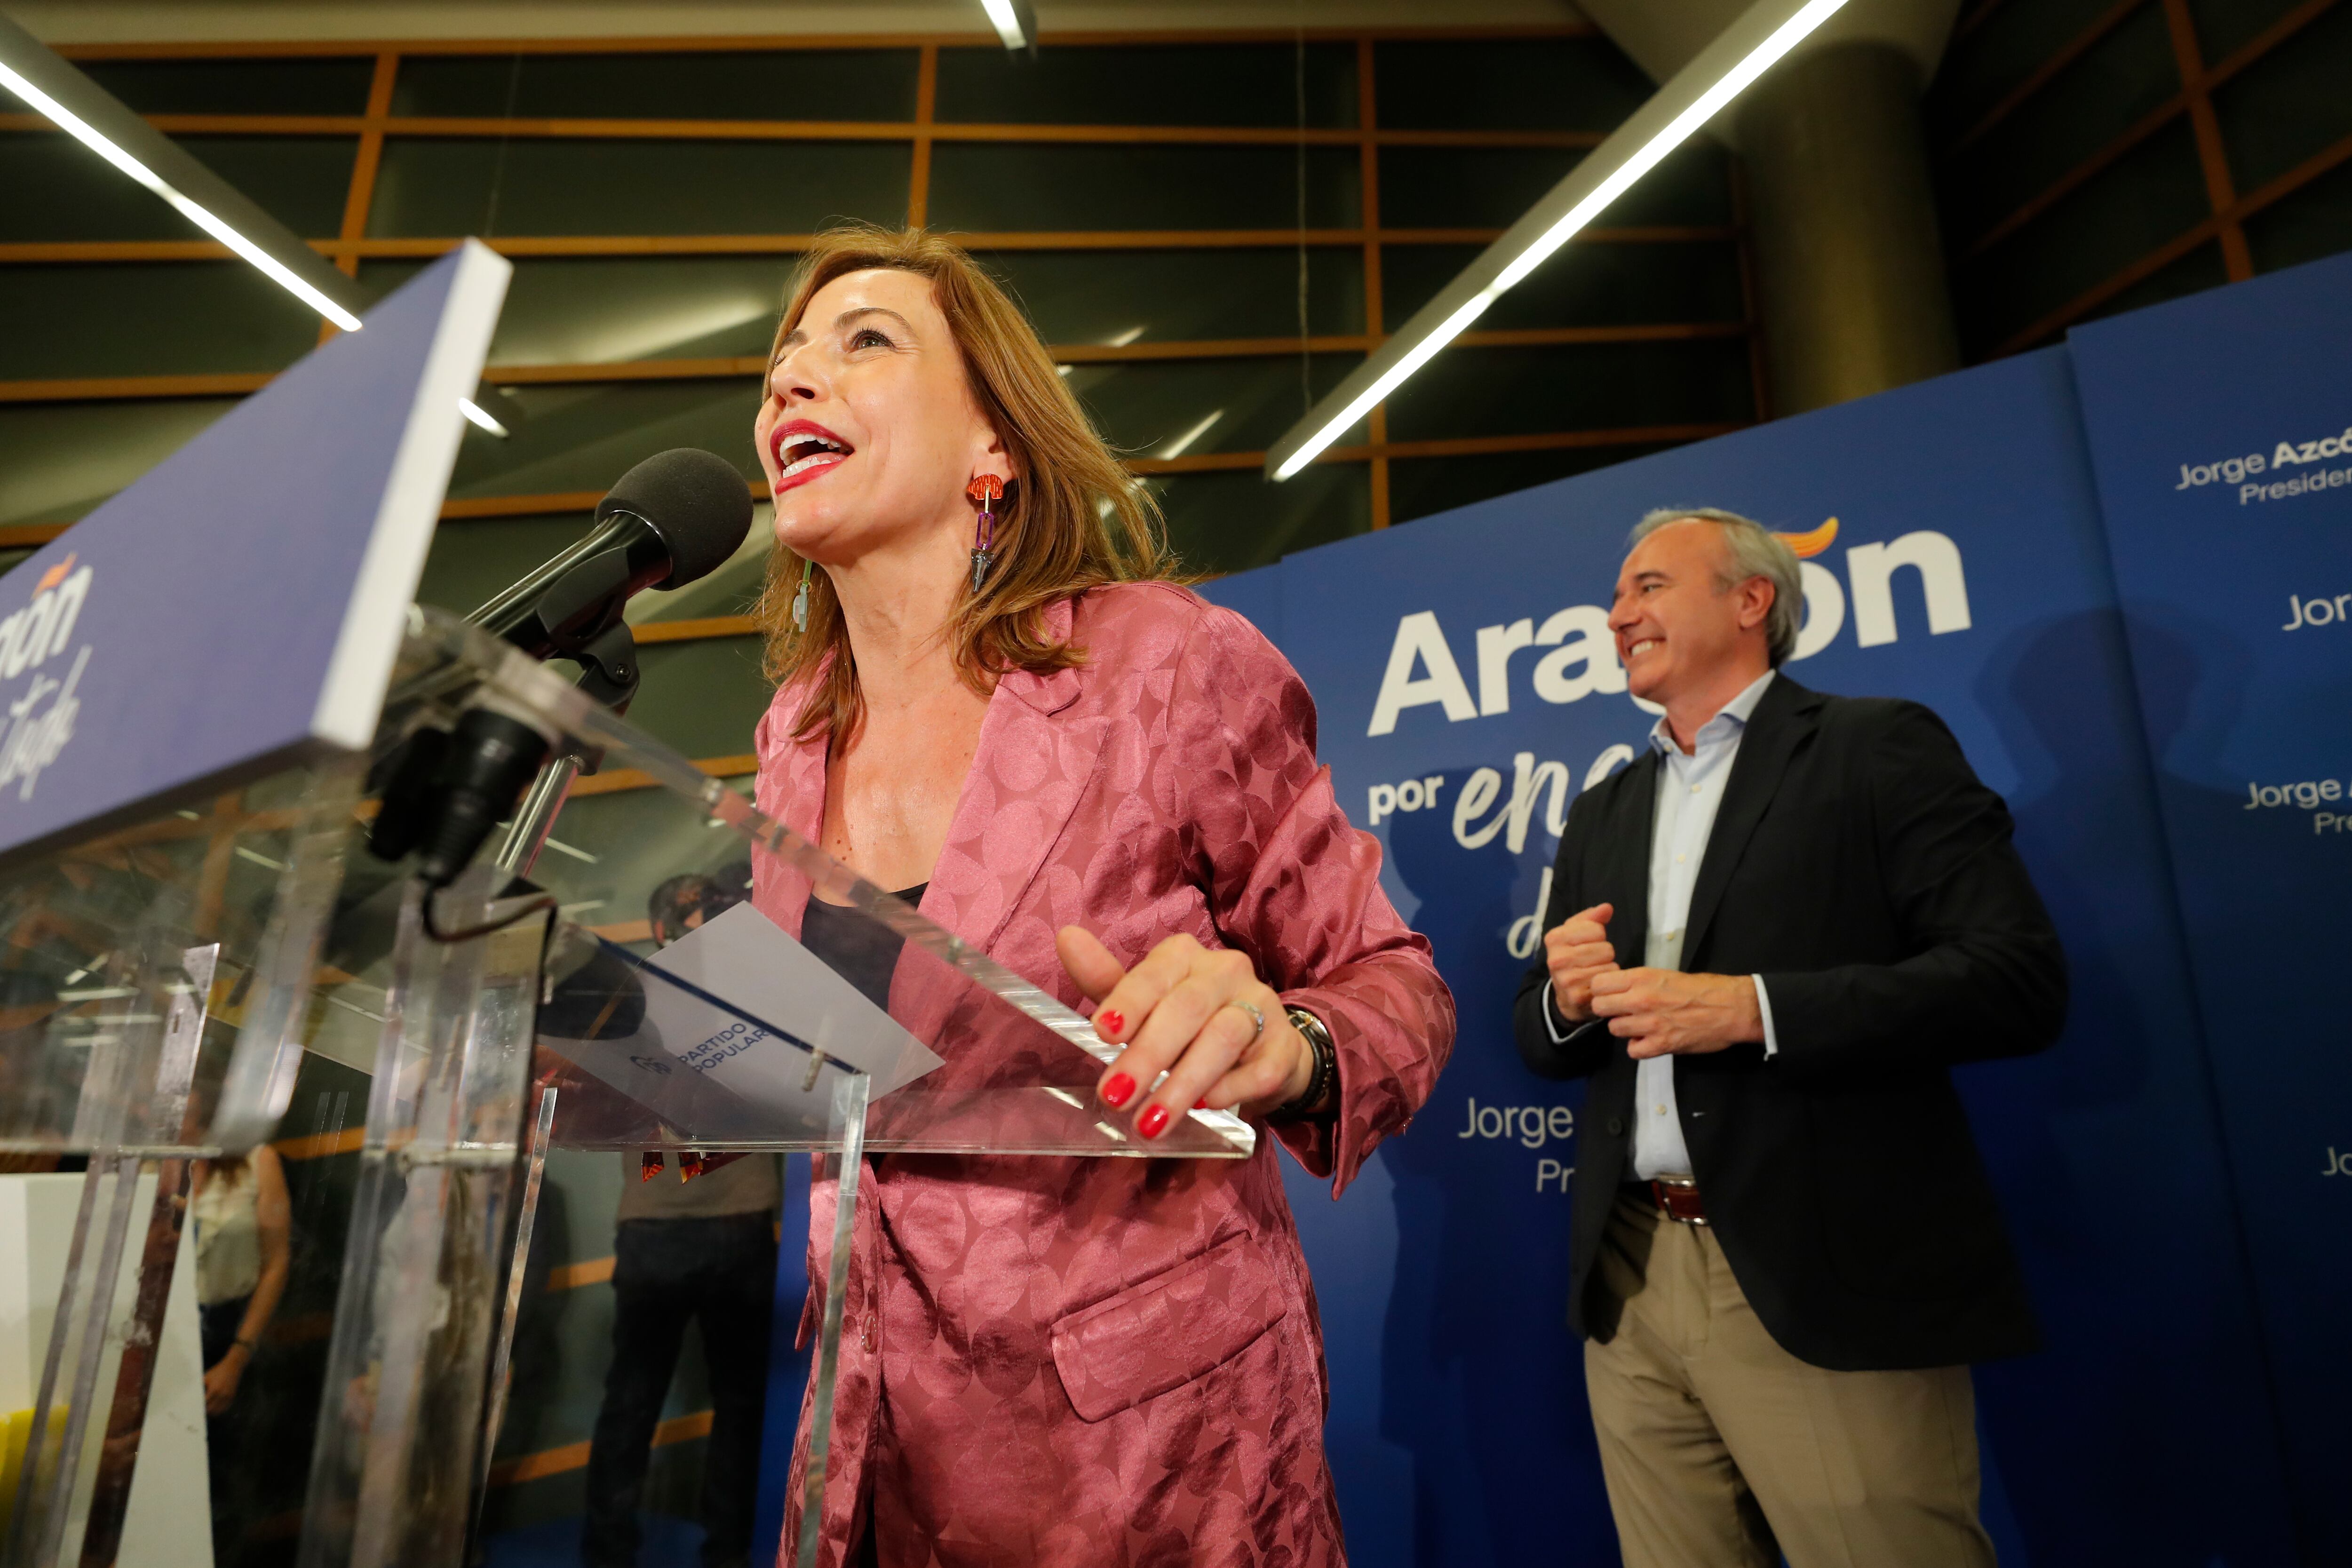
left=791, top=556, right=812, bottom=632
left=967, top=475, right=1006, bottom=592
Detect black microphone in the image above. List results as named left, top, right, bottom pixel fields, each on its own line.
left=366, top=450, right=755, bottom=895
left=469, top=447, right=755, bottom=659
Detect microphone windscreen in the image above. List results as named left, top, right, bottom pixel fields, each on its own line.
left=597, top=448, right=756, bottom=589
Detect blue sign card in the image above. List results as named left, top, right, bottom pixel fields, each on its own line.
left=0, top=241, right=509, bottom=867
left=2070, top=249, right=2352, bottom=1564
left=1205, top=349, right=2298, bottom=1566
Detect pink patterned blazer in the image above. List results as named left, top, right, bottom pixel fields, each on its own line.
left=750, top=581, right=1455, bottom=1568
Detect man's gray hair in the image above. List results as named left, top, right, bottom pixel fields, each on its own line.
left=1627, top=507, right=1804, bottom=667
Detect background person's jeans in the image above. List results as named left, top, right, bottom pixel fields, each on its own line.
left=583, top=1211, right=778, bottom=1568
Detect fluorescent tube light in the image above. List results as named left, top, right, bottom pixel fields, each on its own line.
left=0, top=58, right=363, bottom=334
left=459, top=398, right=510, bottom=438
left=977, top=0, right=1030, bottom=50
left=1266, top=0, right=1851, bottom=482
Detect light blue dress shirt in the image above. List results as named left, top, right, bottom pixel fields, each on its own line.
left=1543, top=669, right=1781, bottom=1180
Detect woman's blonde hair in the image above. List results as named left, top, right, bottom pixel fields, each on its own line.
left=754, top=223, right=1178, bottom=743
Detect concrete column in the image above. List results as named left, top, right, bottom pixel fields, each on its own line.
left=1733, top=40, right=1960, bottom=416
left=1576, top=0, right=1963, bottom=417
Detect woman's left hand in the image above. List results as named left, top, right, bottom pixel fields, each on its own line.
left=1056, top=928, right=1315, bottom=1138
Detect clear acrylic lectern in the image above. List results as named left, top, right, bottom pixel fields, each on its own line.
left=0, top=606, right=1251, bottom=1568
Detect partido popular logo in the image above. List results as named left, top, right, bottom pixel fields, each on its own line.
left=0, top=554, right=95, bottom=804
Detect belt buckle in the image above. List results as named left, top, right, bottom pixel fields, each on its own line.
left=1650, top=1177, right=1708, bottom=1226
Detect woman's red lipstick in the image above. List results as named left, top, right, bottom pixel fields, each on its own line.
left=769, top=419, right=853, bottom=495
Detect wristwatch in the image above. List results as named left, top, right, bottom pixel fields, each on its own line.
left=1270, top=1006, right=1337, bottom=1122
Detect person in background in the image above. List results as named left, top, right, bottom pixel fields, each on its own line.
left=581, top=865, right=779, bottom=1568
left=190, top=1142, right=290, bottom=1560
left=1513, top=509, right=2067, bottom=1568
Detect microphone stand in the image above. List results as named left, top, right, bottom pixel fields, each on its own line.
left=493, top=615, right=641, bottom=877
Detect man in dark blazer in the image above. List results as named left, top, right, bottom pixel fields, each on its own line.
left=1514, top=509, right=2066, bottom=1568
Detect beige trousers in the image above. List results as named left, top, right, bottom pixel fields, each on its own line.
left=1583, top=1192, right=1997, bottom=1568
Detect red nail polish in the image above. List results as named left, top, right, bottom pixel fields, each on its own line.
left=1102, top=1072, right=1135, bottom=1109
left=1096, top=1008, right=1125, bottom=1040
left=1137, top=1104, right=1169, bottom=1139
left=1193, top=1098, right=1208, bottom=1110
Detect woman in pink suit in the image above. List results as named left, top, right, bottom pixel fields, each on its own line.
left=747, top=223, right=1454, bottom=1568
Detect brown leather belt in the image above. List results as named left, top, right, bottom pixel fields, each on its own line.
left=1646, top=1177, right=1708, bottom=1226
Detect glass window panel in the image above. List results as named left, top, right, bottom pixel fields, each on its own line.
left=445, top=380, right=764, bottom=501
left=1372, top=37, right=1649, bottom=132
left=2246, top=159, right=2352, bottom=273
left=1955, top=119, right=2209, bottom=356
left=364, top=256, right=795, bottom=365
left=2212, top=0, right=2352, bottom=192
left=414, top=512, right=592, bottom=613
left=977, top=248, right=1365, bottom=343
left=1383, top=340, right=1754, bottom=444
left=0, top=263, right=324, bottom=379
left=1382, top=240, right=1743, bottom=332
left=0, top=398, right=238, bottom=528
left=927, top=143, right=1359, bottom=232
left=2078, top=239, right=2229, bottom=325
left=1391, top=442, right=1682, bottom=526
left=1927, top=0, right=2137, bottom=142
left=2187, top=0, right=2310, bottom=64
left=1147, top=463, right=1369, bottom=576
left=78, top=56, right=377, bottom=115
left=628, top=636, right=774, bottom=760
left=1943, top=6, right=2181, bottom=250
left=1380, top=140, right=1728, bottom=231
left=389, top=50, right=921, bottom=122
left=934, top=42, right=1356, bottom=127
left=0, top=133, right=356, bottom=241
left=1064, top=354, right=1362, bottom=460
left=367, top=138, right=909, bottom=237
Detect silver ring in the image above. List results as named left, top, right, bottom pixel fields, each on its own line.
left=1226, top=999, right=1266, bottom=1041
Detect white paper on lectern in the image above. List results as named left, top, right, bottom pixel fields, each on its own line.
left=642, top=902, right=945, bottom=1099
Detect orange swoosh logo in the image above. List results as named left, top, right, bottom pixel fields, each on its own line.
left=34, top=554, right=76, bottom=594
left=1774, top=518, right=1837, bottom=559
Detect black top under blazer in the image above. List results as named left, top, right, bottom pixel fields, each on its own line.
left=1511, top=673, right=2067, bottom=1372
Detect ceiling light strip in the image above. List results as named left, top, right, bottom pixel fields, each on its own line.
left=0, top=11, right=368, bottom=333
left=977, top=0, right=1035, bottom=52
left=1264, top=0, right=1851, bottom=482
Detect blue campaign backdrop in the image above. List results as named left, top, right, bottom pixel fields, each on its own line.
left=2070, top=249, right=2352, bottom=1564
left=1200, top=348, right=2302, bottom=1566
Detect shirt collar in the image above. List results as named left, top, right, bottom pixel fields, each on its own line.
left=1647, top=668, right=1777, bottom=757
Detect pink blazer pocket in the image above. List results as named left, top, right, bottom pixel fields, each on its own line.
left=1050, top=1234, right=1288, bottom=1423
